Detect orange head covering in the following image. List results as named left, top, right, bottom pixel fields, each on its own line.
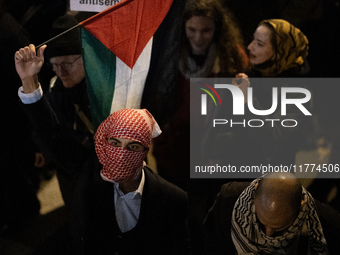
left=257, top=19, right=309, bottom=76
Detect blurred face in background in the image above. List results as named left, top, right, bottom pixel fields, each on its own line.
left=49, top=54, right=85, bottom=88
left=247, top=25, right=275, bottom=65
left=185, top=15, right=216, bottom=55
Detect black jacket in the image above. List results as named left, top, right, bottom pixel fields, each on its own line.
left=20, top=96, right=191, bottom=255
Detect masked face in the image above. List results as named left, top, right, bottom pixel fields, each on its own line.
left=99, top=138, right=148, bottom=183
left=94, top=109, right=161, bottom=183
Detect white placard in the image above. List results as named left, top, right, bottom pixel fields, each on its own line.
left=70, top=0, right=122, bottom=13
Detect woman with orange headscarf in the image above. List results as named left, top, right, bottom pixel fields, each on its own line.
left=247, top=19, right=309, bottom=77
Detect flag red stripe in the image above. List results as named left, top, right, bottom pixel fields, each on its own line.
left=80, top=0, right=173, bottom=69
left=79, top=0, right=133, bottom=26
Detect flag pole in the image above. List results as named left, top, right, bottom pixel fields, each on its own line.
left=36, top=24, right=81, bottom=48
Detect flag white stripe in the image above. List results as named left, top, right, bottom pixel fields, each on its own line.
left=110, top=37, right=153, bottom=113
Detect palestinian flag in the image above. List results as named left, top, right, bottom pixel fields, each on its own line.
left=80, top=0, right=174, bottom=129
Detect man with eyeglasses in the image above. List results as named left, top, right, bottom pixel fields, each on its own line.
left=17, top=14, right=92, bottom=210
left=14, top=42, right=191, bottom=254
left=47, top=55, right=83, bottom=88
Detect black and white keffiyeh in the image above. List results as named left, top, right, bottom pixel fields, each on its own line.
left=231, top=178, right=329, bottom=255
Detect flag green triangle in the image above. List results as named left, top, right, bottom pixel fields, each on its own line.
left=82, top=28, right=117, bottom=130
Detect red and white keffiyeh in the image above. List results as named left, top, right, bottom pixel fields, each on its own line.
left=94, top=109, right=161, bottom=183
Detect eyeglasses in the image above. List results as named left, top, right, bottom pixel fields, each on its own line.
left=47, top=55, right=81, bottom=71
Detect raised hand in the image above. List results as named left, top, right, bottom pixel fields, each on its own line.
left=14, top=44, right=46, bottom=93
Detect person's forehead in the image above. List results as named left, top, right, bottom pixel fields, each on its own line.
left=255, top=25, right=272, bottom=36
left=50, top=54, right=81, bottom=62
left=186, top=16, right=215, bottom=28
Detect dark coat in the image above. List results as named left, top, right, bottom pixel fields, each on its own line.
left=74, top=166, right=190, bottom=255
left=46, top=77, right=93, bottom=151
left=20, top=96, right=191, bottom=255
left=32, top=78, right=93, bottom=207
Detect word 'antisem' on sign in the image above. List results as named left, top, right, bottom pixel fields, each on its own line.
left=79, top=0, right=120, bottom=5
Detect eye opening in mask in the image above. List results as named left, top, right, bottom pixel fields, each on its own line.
left=106, top=137, right=146, bottom=152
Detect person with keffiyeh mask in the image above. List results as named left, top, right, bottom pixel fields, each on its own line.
left=204, top=172, right=340, bottom=255
left=14, top=45, right=191, bottom=254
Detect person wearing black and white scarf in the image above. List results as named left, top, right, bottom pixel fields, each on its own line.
left=231, top=173, right=329, bottom=255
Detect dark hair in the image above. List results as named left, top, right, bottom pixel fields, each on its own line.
left=182, top=0, right=246, bottom=76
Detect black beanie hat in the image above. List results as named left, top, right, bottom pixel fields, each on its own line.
left=45, top=15, right=82, bottom=60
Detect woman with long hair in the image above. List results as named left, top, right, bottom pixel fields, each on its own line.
left=153, top=1, right=248, bottom=254
left=179, top=0, right=248, bottom=78
left=154, top=0, right=248, bottom=190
